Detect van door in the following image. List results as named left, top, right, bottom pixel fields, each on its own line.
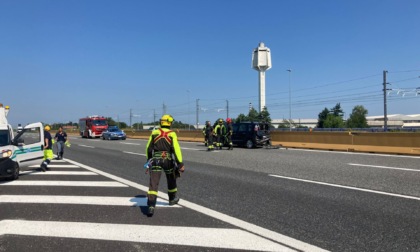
left=12, top=122, right=44, bottom=168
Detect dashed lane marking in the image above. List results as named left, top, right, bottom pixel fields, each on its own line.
left=0, top=220, right=296, bottom=252
left=65, top=158, right=329, bottom=252
left=120, top=142, right=141, bottom=146
left=20, top=171, right=98, bottom=176
left=123, top=151, right=146, bottom=156
left=0, top=181, right=128, bottom=187
left=0, top=195, right=179, bottom=207
left=77, top=144, right=94, bottom=148
left=269, top=174, right=420, bottom=201
left=348, top=163, right=420, bottom=172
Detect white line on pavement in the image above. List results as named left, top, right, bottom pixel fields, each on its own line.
left=289, top=148, right=420, bottom=159
left=181, top=147, right=202, bottom=151
left=0, top=220, right=295, bottom=252
left=77, top=144, right=94, bottom=148
left=123, top=151, right=146, bottom=156
left=0, top=181, right=128, bottom=187
left=29, top=164, right=80, bottom=168
left=20, top=171, right=98, bottom=176
left=65, top=158, right=328, bottom=252
left=348, top=163, right=420, bottom=172
left=0, top=195, right=179, bottom=207
left=120, top=142, right=141, bottom=145
left=269, top=174, right=420, bottom=201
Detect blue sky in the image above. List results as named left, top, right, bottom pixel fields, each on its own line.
left=1, top=0, right=419, bottom=127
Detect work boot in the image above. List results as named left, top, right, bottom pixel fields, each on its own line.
left=169, top=196, right=180, bottom=206
left=147, top=206, right=155, bottom=217
left=40, top=163, right=47, bottom=172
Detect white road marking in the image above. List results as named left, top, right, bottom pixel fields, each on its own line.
left=123, top=151, right=146, bottom=156
left=0, top=195, right=179, bottom=207
left=269, top=174, right=420, bottom=201
left=0, top=220, right=296, bottom=252
left=77, top=144, right=94, bottom=148
left=120, top=142, right=141, bottom=146
left=0, top=181, right=128, bottom=187
left=181, top=147, right=202, bottom=151
left=348, top=163, right=420, bottom=172
left=28, top=164, right=80, bottom=168
left=289, top=148, right=420, bottom=159
left=20, top=171, right=97, bottom=176
left=65, top=158, right=328, bottom=252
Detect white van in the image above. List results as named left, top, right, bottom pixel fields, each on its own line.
left=0, top=122, right=44, bottom=181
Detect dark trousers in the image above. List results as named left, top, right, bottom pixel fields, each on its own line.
left=147, top=158, right=177, bottom=207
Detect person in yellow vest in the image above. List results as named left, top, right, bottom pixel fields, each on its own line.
left=40, top=125, right=53, bottom=172
left=145, top=114, right=185, bottom=217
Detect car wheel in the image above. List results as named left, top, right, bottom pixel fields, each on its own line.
left=246, top=140, right=254, bottom=149
left=6, top=163, right=19, bottom=181
left=102, top=136, right=106, bottom=140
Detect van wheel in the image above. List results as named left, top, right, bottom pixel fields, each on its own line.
left=246, top=140, right=254, bottom=149
left=6, top=163, right=19, bottom=181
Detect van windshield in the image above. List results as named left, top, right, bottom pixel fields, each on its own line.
left=0, top=129, right=10, bottom=147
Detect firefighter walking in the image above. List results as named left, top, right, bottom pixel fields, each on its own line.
left=145, top=114, right=185, bottom=217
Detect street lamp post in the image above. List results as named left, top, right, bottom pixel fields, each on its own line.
left=287, top=69, right=292, bottom=132
left=187, top=90, right=190, bottom=130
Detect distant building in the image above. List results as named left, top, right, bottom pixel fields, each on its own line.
left=271, top=119, right=317, bottom=129
left=367, top=114, right=420, bottom=128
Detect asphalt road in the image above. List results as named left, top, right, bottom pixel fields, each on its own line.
left=1, top=136, right=419, bottom=252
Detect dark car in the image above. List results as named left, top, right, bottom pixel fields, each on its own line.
left=232, top=122, right=271, bottom=148
left=102, top=126, right=126, bottom=140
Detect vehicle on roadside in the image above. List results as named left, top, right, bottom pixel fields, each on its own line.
left=232, top=122, right=271, bottom=148
left=102, top=126, right=126, bottom=140
left=79, top=115, right=108, bottom=138
left=1, top=123, right=45, bottom=181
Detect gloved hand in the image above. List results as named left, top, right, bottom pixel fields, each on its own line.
left=179, top=164, right=185, bottom=173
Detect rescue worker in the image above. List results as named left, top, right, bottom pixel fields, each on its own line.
left=202, top=121, right=210, bottom=146
left=204, top=121, right=214, bottom=151
left=225, top=118, right=233, bottom=150
left=40, top=125, right=53, bottom=172
left=213, top=118, right=225, bottom=149
left=54, top=126, right=68, bottom=160
left=145, top=114, right=185, bottom=217
left=0, top=103, right=10, bottom=124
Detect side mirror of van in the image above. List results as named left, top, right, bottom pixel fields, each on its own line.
left=13, top=138, right=24, bottom=146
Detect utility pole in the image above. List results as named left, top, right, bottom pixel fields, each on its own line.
left=226, top=100, right=229, bottom=118
left=287, top=69, right=292, bottom=132
left=162, top=103, right=167, bottom=115
left=196, top=99, right=200, bottom=129
left=153, top=109, right=156, bottom=127
left=383, top=70, right=388, bottom=132
left=129, top=108, right=132, bottom=128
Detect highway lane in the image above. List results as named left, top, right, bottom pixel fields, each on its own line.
left=62, top=136, right=420, bottom=251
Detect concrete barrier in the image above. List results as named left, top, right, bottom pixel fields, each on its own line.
left=68, top=130, right=420, bottom=156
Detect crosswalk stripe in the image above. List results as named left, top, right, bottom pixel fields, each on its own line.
left=0, top=220, right=294, bottom=251
left=29, top=165, right=80, bottom=168
left=0, top=195, right=179, bottom=207
left=0, top=181, right=128, bottom=187
left=20, top=171, right=98, bottom=176
left=66, top=158, right=328, bottom=252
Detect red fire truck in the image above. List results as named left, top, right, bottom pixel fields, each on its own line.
left=79, top=116, right=108, bottom=138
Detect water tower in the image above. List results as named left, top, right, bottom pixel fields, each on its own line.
left=252, top=42, right=272, bottom=112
